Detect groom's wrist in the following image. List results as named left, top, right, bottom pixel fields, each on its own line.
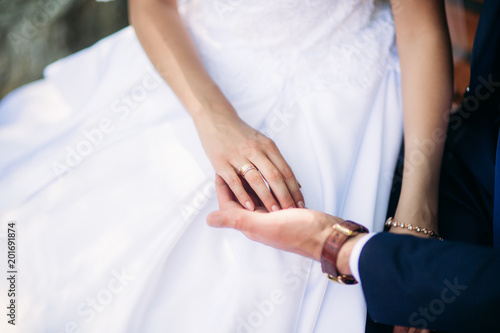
left=319, top=220, right=369, bottom=284
left=336, top=233, right=366, bottom=275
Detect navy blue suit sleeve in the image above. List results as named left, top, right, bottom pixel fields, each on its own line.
left=359, top=233, right=500, bottom=332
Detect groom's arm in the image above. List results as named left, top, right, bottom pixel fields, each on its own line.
left=209, top=174, right=500, bottom=332
left=355, top=233, right=500, bottom=332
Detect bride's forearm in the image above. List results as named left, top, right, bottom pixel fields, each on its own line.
left=129, top=0, right=305, bottom=212
left=128, top=0, right=236, bottom=119
left=392, top=0, right=453, bottom=228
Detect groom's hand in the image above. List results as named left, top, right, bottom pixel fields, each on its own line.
left=210, top=175, right=428, bottom=333
left=209, top=175, right=347, bottom=262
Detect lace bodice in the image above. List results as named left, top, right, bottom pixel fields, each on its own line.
left=181, top=1, right=378, bottom=50
left=179, top=0, right=398, bottom=97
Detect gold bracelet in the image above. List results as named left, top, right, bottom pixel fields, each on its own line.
left=385, top=217, right=443, bottom=241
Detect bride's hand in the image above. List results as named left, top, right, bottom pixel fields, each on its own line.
left=194, top=109, right=305, bottom=212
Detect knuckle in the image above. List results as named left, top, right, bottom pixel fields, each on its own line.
left=281, top=197, right=295, bottom=208
left=233, top=213, right=244, bottom=230
left=213, top=154, right=229, bottom=166
left=281, top=167, right=294, bottom=180
left=234, top=190, right=247, bottom=200
left=262, top=197, right=276, bottom=208
left=262, top=137, right=276, bottom=149
left=259, top=191, right=275, bottom=204
left=225, top=176, right=240, bottom=188
left=215, top=174, right=226, bottom=186
left=290, top=188, right=303, bottom=199
left=266, top=168, right=282, bottom=182
left=245, top=171, right=261, bottom=183
left=239, top=140, right=259, bottom=155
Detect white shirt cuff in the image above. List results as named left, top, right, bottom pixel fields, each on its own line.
left=348, top=232, right=378, bottom=283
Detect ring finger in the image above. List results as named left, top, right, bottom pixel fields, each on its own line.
left=239, top=162, right=281, bottom=212
left=251, top=154, right=297, bottom=209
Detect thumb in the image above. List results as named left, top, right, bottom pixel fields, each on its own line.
left=207, top=211, right=227, bottom=227
left=208, top=208, right=258, bottom=231
left=208, top=208, right=273, bottom=234
left=207, top=209, right=246, bottom=229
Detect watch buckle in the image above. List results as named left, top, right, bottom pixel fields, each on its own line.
left=333, top=223, right=355, bottom=236
left=325, top=273, right=358, bottom=285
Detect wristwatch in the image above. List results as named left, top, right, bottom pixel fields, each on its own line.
left=320, top=220, right=369, bottom=285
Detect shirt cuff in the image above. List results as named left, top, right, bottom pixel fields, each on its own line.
left=349, top=232, right=378, bottom=283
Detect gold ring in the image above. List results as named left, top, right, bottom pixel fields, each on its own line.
left=239, top=163, right=257, bottom=176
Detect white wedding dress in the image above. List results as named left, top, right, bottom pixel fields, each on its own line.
left=0, top=1, right=403, bottom=332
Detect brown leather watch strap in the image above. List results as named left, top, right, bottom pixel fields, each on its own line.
left=320, top=220, right=368, bottom=285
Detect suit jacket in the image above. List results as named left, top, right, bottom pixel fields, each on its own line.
left=359, top=233, right=500, bottom=333
left=438, top=0, right=500, bottom=246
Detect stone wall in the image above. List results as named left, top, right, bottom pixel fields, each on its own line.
left=0, top=0, right=128, bottom=99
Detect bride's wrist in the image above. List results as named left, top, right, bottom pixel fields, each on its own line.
left=395, top=193, right=438, bottom=228
left=397, top=186, right=438, bottom=224
left=188, top=85, right=239, bottom=122
left=393, top=201, right=438, bottom=232
left=192, top=101, right=240, bottom=127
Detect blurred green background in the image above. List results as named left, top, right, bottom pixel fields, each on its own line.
left=0, top=0, right=128, bottom=99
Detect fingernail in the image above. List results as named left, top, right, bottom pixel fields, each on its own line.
left=297, top=182, right=302, bottom=188
left=288, top=206, right=295, bottom=209
left=271, top=205, right=279, bottom=212
left=245, top=201, right=255, bottom=211
left=297, top=201, right=305, bottom=208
